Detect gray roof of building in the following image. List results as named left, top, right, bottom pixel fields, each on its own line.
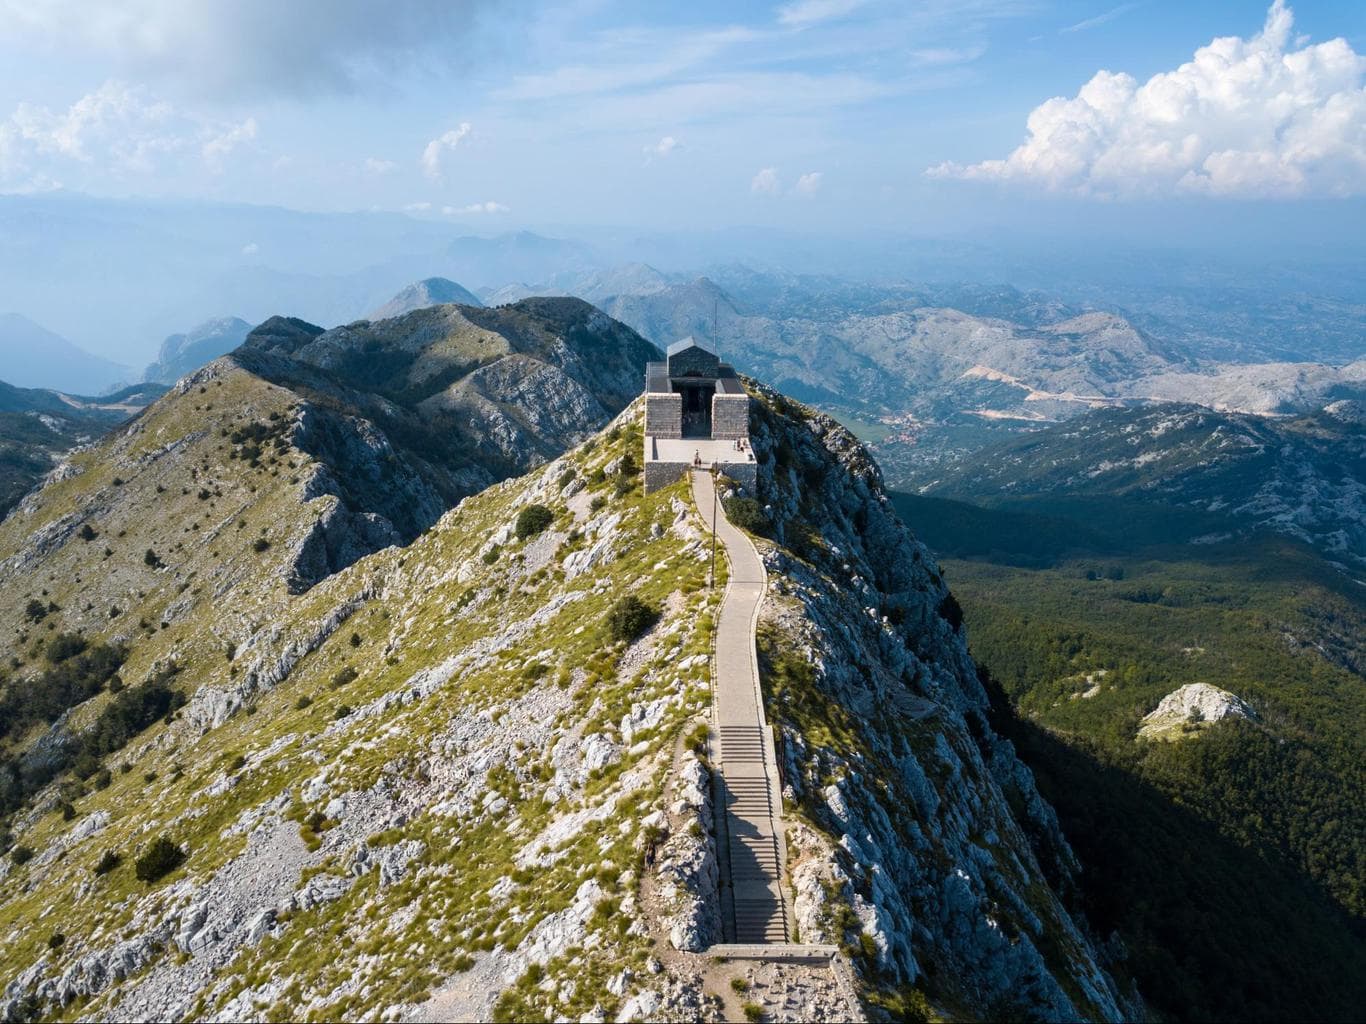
left=645, top=361, right=671, bottom=393
left=666, top=335, right=716, bottom=357
left=715, top=372, right=746, bottom=395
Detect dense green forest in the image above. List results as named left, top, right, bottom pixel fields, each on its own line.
left=894, top=491, right=1366, bottom=1022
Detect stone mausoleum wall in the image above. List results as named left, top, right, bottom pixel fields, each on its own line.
left=644, top=393, right=682, bottom=439
left=711, top=394, right=750, bottom=440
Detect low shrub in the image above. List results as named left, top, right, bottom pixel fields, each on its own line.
left=605, top=595, right=658, bottom=645
left=94, top=849, right=121, bottom=875
left=515, top=504, right=554, bottom=541
left=723, top=496, right=768, bottom=533
left=134, top=836, right=185, bottom=883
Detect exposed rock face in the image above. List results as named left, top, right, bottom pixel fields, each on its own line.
left=741, top=383, right=1134, bottom=1020
left=143, top=317, right=253, bottom=385
left=1139, top=683, right=1257, bottom=740
left=1325, top=399, right=1366, bottom=425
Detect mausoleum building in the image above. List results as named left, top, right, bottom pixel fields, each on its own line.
left=643, top=337, right=757, bottom=493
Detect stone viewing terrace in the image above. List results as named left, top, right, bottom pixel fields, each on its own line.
left=643, top=336, right=756, bottom=493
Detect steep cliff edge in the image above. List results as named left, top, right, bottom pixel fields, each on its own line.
left=735, top=385, right=1133, bottom=1020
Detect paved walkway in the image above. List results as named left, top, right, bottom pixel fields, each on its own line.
left=691, top=469, right=790, bottom=945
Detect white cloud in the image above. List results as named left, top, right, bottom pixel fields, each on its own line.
left=751, top=166, right=781, bottom=194
left=928, top=1, right=1366, bottom=198
left=201, top=117, right=257, bottom=171
left=442, top=201, right=509, bottom=214
left=793, top=170, right=823, bottom=195
left=752, top=167, right=824, bottom=197
left=364, top=157, right=397, bottom=175
left=777, top=0, right=868, bottom=28
left=421, top=122, right=471, bottom=180
left=403, top=201, right=432, bottom=212
left=0, top=80, right=256, bottom=188
left=241, top=241, right=259, bottom=255
left=0, top=0, right=507, bottom=99
left=643, top=135, right=680, bottom=162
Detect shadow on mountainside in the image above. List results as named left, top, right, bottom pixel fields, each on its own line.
left=981, top=669, right=1366, bottom=1023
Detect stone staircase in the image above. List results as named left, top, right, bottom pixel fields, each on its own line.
left=718, top=725, right=788, bottom=943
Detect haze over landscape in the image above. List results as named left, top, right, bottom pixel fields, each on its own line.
left=0, top=2, right=1363, bottom=1023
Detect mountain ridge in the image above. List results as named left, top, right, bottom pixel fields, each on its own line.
left=0, top=357, right=1133, bottom=1020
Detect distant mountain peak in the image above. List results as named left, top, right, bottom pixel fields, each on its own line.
left=143, top=316, right=253, bottom=385
left=0, top=312, right=131, bottom=394
left=368, top=277, right=483, bottom=320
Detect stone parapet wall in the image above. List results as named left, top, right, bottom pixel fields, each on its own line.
left=717, top=460, right=758, bottom=492
left=645, top=459, right=757, bottom=494
left=644, top=393, right=682, bottom=439
left=711, top=394, right=750, bottom=440
left=645, top=460, right=688, bottom=493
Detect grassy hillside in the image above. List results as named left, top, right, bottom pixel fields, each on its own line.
left=0, top=410, right=729, bottom=1020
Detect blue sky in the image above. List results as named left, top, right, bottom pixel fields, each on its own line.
left=0, top=0, right=1362, bottom=233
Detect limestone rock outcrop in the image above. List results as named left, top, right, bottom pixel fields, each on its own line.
left=1138, top=682, right=1257, bottom=740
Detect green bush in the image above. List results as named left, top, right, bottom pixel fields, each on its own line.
left=722, top=496, right=768, bottom=533
left=45, top=633, right=88, bottom=664
left=331, top=666, right=358, bottom=688
left=134, top=836, right=185, bottom=883
left=94, top=849, right=121, bottom=875
left=515, top=504, right=554, bottom=541
left=10, top=845, right=34, bottom=865
left=605, top=595, right=658, bottom=645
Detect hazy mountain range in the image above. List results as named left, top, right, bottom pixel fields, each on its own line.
left=0, top=313, right=132, bottom=395
left=2, top=192, right=1362, bottom=372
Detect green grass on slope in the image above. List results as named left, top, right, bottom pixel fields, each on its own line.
left=898, top=488, right=1366, bottom=1022
left=0, top=412, right=723, bottom=1023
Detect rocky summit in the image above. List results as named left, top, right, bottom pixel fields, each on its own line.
left=0, top=322, right=1141, bottom=1022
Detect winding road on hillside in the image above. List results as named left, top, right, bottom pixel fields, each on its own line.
left=691, top=469, right=791, bottom=945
